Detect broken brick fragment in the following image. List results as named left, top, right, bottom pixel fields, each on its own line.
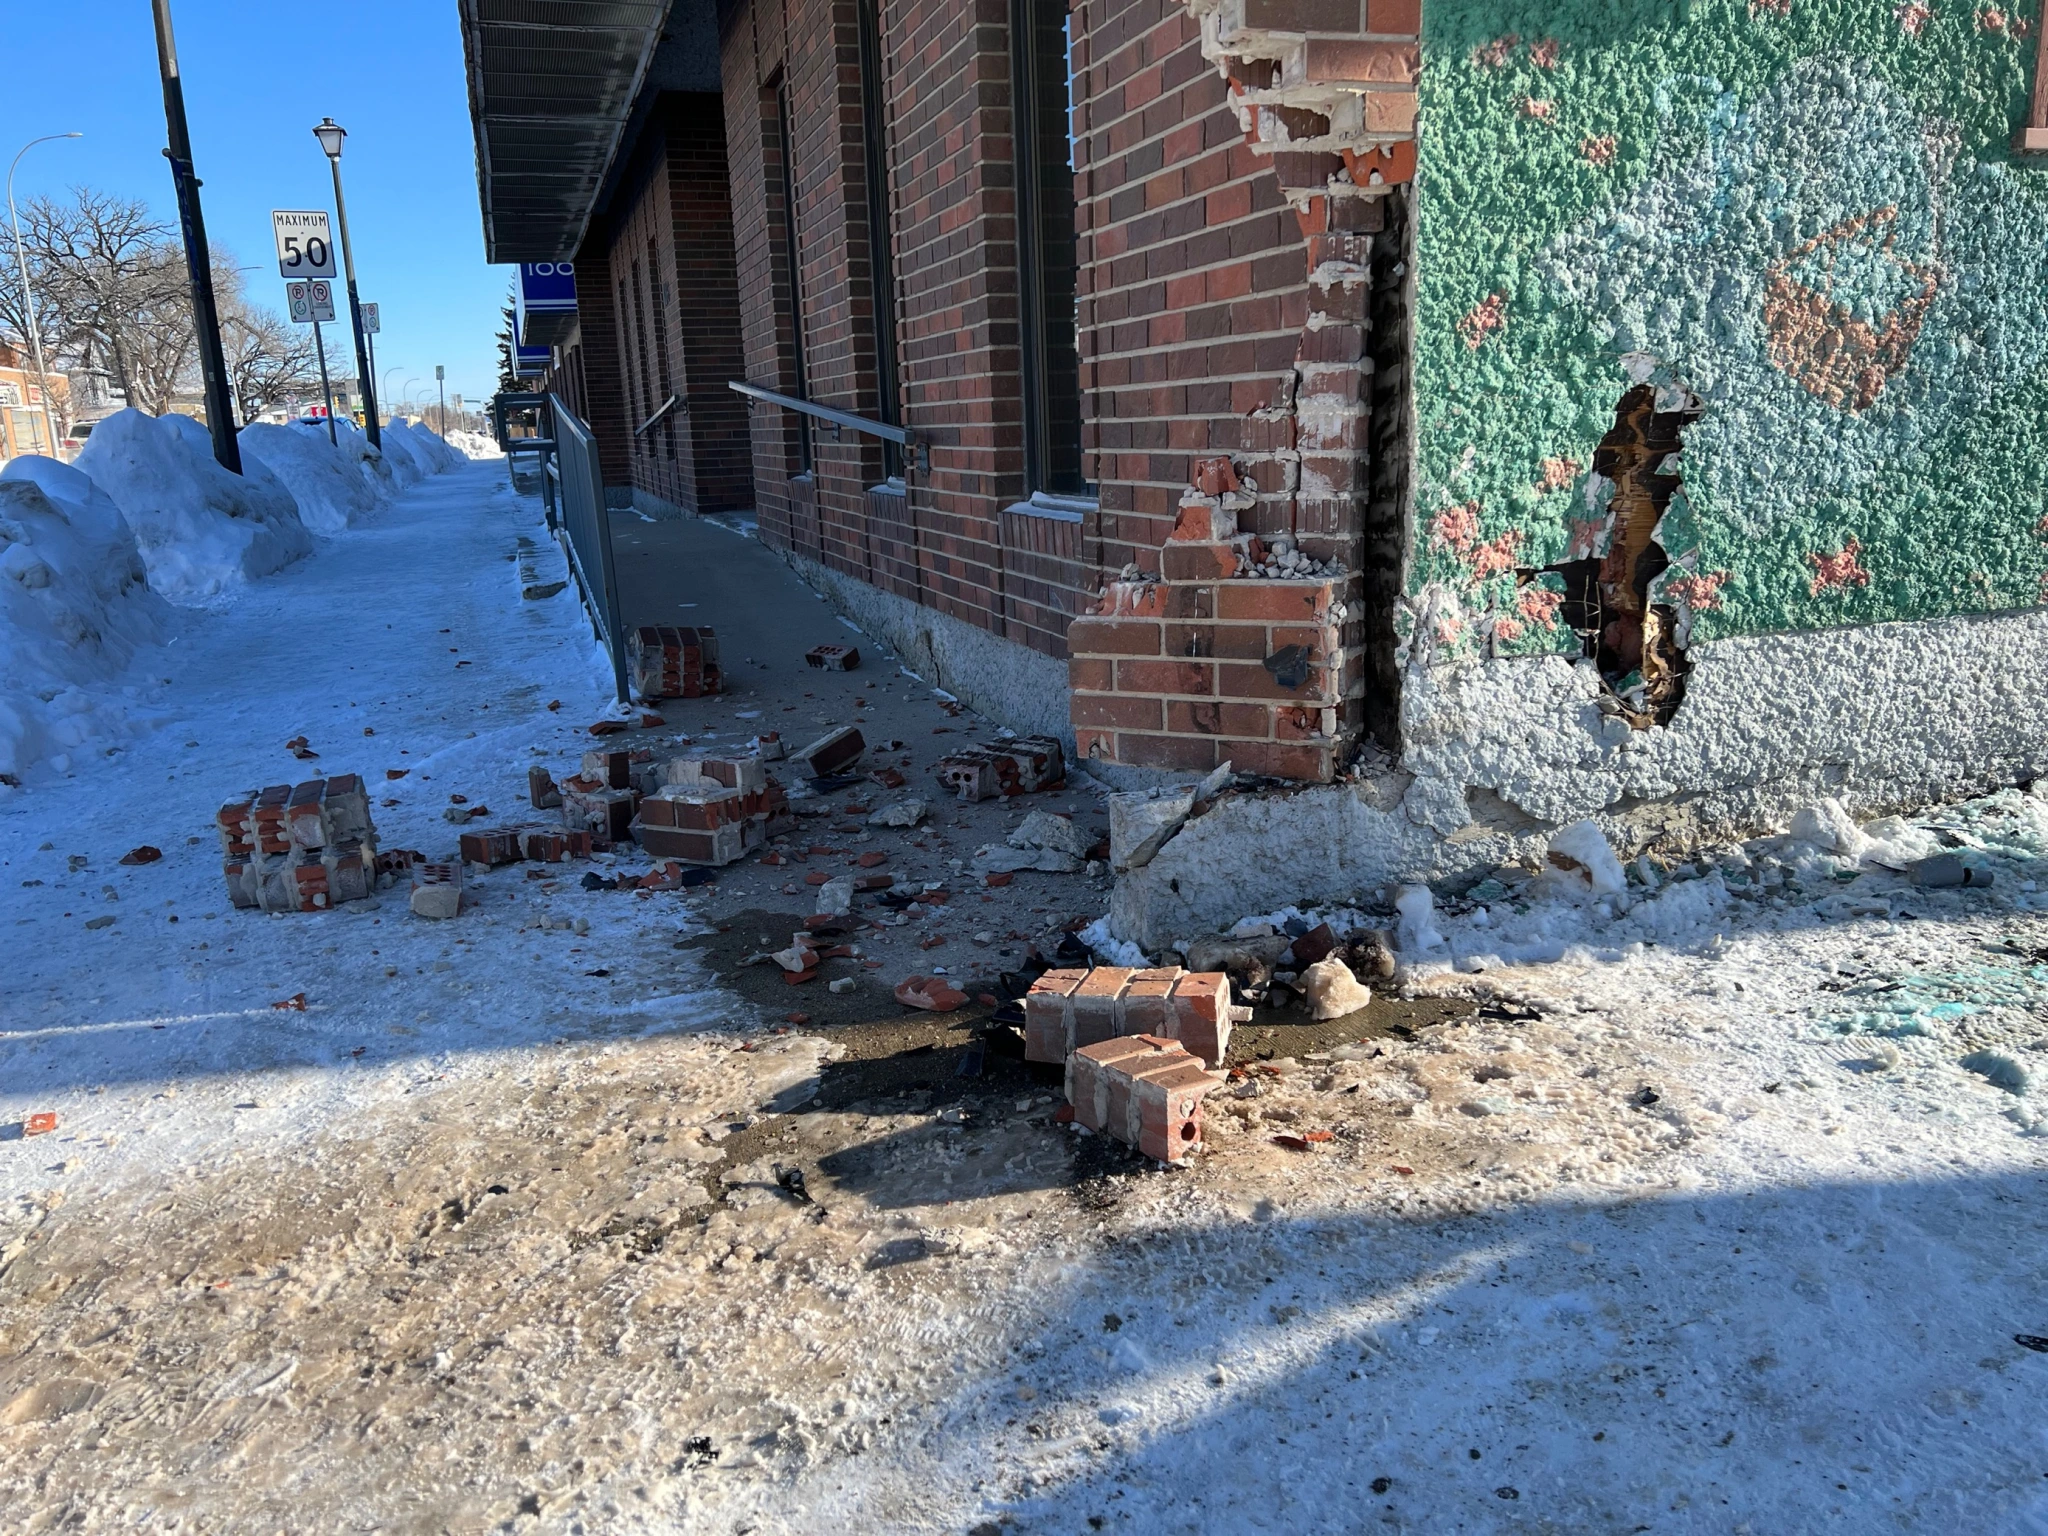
left=120, top=846, right=163, bottom=866
left=805, top=644, right=861, bottom=670
left=856, top=851, right=888, bottom=868
left=23, top=1112, right=59, bottom=1136
left=894, top=975, right=969, bottom=1012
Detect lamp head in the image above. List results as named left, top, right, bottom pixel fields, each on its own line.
left=313, top=118, right=347, bottom=161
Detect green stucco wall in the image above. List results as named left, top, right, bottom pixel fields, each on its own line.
left=1410, top=0, right=2048, bottom=661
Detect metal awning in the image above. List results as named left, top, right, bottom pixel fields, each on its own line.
left=460, top=1, right=672, bottom=263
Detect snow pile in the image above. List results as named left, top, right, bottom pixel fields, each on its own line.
left=237, top=420, right=388, bottom=536
left=75, top=410, right=312, bottom=604
left=0, top=458, right=171, bottom=781
left=381, top=420, right=461, bottom=479
left=446, top=429, right=500, bottom=460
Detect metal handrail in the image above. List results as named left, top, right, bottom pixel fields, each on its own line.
left=728, top=379, right=915, bottom=448
left=635, top=393, right=682, bottom=436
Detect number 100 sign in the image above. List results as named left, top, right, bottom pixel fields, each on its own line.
left=272, top=210, right=337, bottom=279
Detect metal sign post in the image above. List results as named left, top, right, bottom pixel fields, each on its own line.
left=435, top=364, right=445, bottom=435
left=361, top=302, right=380, bottom=428
left=286, top=278, right=340, bottom=445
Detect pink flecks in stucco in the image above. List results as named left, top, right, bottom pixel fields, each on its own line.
left=1435, top=612, right=1467, bottom=644
left=1896, top=1, right=1933, bottom=32
left=1529, top=37, right=1562, bottom=68
left=1469, top=530, right=1525, bottom=579
left=1517, top=584, right=1566, bottom=628
left=1975, top=6, right=2029, bottom=33
left=1808, top=538, right=1872, bottom=596
left=1491, top=615, right=1527, bottom=642
left=1665, top=570, right=1732, bottom=611
left=1750, top=0, right=1792, bottom=17
left=1459, top=292, right=1509, bottom=350
left=1522, top=98, right=1556, bottom=119
left=1580, top=134, right=1619, bottom=165
left=1535, top=455, right=1582, bottom=492
left=1430, top=501, right=1481, bottom=554
left=1472, top=35, right=1519, bottom=69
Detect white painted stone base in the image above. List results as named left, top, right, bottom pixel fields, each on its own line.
left=1112, top=605, right=2048, bottom=949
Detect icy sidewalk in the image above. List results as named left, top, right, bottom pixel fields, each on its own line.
left=0, top=464, right=726, bottom=1198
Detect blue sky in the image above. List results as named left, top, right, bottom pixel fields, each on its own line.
left=4, top=2, right=509, bottom=410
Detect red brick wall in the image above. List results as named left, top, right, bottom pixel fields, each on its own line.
left=721, top=0, right=1094, bottom=662
left=665, top=95, right=753, bottom=512
left=586, top=94, right=750, bottom=514
left=569, top=243, right=633, bottom=489
left=1076, top=0, right=1304, bottom=566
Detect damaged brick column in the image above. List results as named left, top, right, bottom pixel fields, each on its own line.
left=1066, top=0, right=1417, bottom=782
left=1068, top=458, right=1360, bottom=778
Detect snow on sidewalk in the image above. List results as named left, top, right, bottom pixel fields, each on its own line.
left=0, top=463, right=2044, bottom=1532
left=0, top=462, right=726, bottom=1197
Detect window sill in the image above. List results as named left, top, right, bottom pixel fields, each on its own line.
left=1004, top=491, right=1095, bottom=524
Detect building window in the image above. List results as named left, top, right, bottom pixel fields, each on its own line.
left=1011, top=0, right=1086, bottom=497
left=647, top=236, right=677, bottom=461
left=628, top=257, right=655, bottom=456
left=857, top=0, right=903, bottom=480
left=770, top=77, right=813, bottom=474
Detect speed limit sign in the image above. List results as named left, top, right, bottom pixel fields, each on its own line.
left=272, top=210, right=337, bottom=279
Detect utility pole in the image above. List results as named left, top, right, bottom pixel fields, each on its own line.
left=150, top=0, right=240, bottom=474
left=312, top=119, right=380, bottom=448
left=8, top=133, right=82, bottom=458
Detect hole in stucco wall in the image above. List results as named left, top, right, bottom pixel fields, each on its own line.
left=1360, top=184, right=1414, bottom=753
left=1546, top=385, right=1702, bottom=728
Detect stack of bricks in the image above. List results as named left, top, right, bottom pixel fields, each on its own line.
left=1067, top=466, right=1363, bottom=782
left=1066, top=1035, right=1225, bottom=1168
left=628, top=625, right=722, bottom=699
left=217, top=775, right=380, bottom=913
left=633, top=753, right=791, bottom=864
left=933, top=734, right=1067, bottom=802
left=1024, top=965, right=1250, bottom=1068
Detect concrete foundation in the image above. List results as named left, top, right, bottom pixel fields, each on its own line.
left=1111, top=605, right=2048, bottom=950
left=781, top=550, right=1075, bottom=749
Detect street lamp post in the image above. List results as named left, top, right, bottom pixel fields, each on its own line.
left=312, top=118, right=380, bottom=449
left=6, top=132, right=81, bottom=458
left=402, top=377, right=420, bottom=422
left=150, top=0, right=240, bottom=474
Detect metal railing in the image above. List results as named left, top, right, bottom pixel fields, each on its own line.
left=728, top=379, right=927, bottom=470
left=494, top=391, right=628, bottom=706
left=548, top=396, right=630, bottom=705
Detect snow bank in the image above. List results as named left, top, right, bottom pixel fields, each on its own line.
left=238, top=420, right=388, bottom=536
left=0, top=458, right=171, bottom=781
left=75, top=410, right=312, bottom=605
left=381, top=420, right=460, bottom=480
left=447, top=429, right=500, bottom=460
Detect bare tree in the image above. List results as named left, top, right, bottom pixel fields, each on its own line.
left=212, top=265, right=320, bottom=424
left=12, top=189, right=196, bottom=417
